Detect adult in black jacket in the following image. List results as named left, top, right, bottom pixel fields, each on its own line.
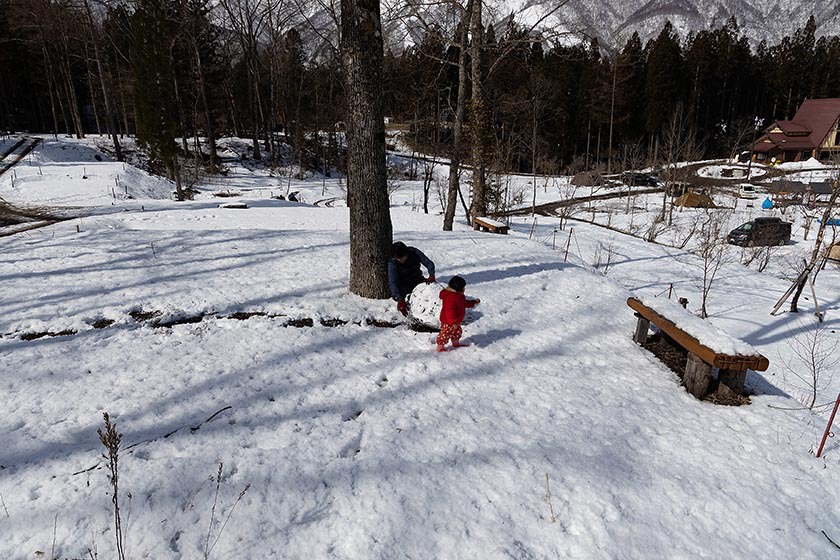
left=388, top=241, right=436, bottom=316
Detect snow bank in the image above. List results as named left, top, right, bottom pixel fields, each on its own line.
left=777, top=157, right=825, bottom=170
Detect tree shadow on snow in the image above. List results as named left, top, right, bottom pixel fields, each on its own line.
left=469, top=328, right=521, bottom=346
left=463, top=262, right=569, bottom=285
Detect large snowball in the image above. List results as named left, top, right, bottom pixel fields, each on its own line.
left=407, top=282, right=443, bottom=328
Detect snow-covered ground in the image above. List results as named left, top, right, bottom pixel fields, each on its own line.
left=2, top=135, right=840, bottom=559
left=697, top=162, right=768, bottom=179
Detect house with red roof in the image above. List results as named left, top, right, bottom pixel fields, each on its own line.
left=752, top=98, right=840, bottom=163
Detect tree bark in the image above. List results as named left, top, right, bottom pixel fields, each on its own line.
left=468, top=0, right=487, bottom=220
left=443, top=0, right=473, bottom=231
left=194, top=44, right=217, bottom=174
left=341, top=0, right=393, bottom=299
left=84, top=0, right=123, bottom=160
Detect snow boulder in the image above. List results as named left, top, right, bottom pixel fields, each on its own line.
left=408, top=281, right=443, bottom=328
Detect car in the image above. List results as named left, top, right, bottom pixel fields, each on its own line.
left=739, top=185, right=758, bottom=199
left=727, top=217, right=791, bottom=247
left=621, top=172, right=658, bottom=187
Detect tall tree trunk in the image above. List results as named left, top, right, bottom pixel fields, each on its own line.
left=468, top=0, right=487, bottom=220
left=172, top=70, right=190, bottom=156
left=84, top=41, right=102, bottom=135
left=443, top=0, right=473, bottom=231
left=340, top=0, right=393, bottom=299
left=59, top=44, right=85, bottom=138
left=194, top=45, right=217, bottom=174
left=113, top=44, right=130, bottom=137
left=41, top=45, right=60, bottom=135
left=84, top=0, right=123, bottom=160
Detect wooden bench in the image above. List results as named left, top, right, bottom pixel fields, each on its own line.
left=627, top=297, right=769, bottom=402
left=473, top=216, right=509, bottom=234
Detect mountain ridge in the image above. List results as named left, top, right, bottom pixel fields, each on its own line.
left=503, top=0, right=840, bottom=46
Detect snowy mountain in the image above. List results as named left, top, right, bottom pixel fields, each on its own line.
left=552, top=0, right=840, bottom=43
left=386, top=0, right=840, bottom=48
left=504, top=0, right=840, bottom=46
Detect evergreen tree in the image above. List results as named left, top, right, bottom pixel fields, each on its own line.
left=644, top=21, right=683, bottom=135
left=131, top=0, right=184, bottom=198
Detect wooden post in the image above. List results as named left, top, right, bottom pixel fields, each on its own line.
left=715, top=368, right=746, bottom=400
left=817, top=393, right=840, bottom=458
left=633, top=316, right=650, bottom=344
left=684, top=353, right=713, bottom=399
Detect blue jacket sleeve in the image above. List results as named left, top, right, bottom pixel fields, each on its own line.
left=387, top=259, right=402, bottom=301
left=413, top=248, right=435, bottom=277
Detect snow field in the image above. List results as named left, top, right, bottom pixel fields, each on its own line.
left=1, top=138, right=839, bottom=558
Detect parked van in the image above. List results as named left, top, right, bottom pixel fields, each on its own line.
left=739, top=185, right=758, bottom=199
left=727, top=217, right=791, bottom=246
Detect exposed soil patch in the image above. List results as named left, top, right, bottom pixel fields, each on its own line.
left=213, top=191, right=242, bottom=198
left=10, top=307, right=422, bottom=342
left=152, top=315, right=204, bottom=328
left=642, top=334, right=688, bottom=375
left=642, top=333, right=750, bottom=406
left=19, top=329, right=77, bottom=341
left=705, top=392, right=750, bottom=406
left=365, top=318, right=402, bottom=328
left=130, top=309, right=162, bottom=321
left=227, top=311, right=268, bottom=320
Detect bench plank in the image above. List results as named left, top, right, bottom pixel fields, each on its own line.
left=627, top=297, right=768, bottom=372
left=473, top=216, right=510, bottom=234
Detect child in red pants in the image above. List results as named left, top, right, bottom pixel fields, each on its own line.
left=437, top=275, right=480, bottom=352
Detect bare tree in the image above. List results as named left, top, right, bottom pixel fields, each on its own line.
left=779, top=321, right=840, bottom=409
left=553, top=179, right=580, bottom=231
left=341, top=0, right=393, bottom=298
left=658, top=103, right=703, bottom=225
left=696, top=209, right=731, bottom=318
left=442, top=0, right=472, bottom=231
left=217, top=0, right=272, bottom=160
left=790, top=170, right=840, bottom=312
left=83, top=0, right=123, bottom=160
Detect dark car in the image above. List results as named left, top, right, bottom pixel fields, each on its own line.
left=727, top=217, right=791, bottom=247
left=621, top=172, right=658, bottom=187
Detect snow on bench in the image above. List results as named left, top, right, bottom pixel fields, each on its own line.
left=627, top=295, right=769, bottom=402
left=472, top=216, right=509, bottom=234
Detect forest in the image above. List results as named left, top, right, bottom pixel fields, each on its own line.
left=2, top=0, right=840, bottom=182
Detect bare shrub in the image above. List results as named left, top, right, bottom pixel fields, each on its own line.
left=204, top=462, right=251, bottom=560
left=695, top=210, right=732, bottom=318
left=644, top=214, right=668, bottom=242
left=591, top=237, right=617, bottom=275
left=98, top=413, right=126, bottom=560
left=740, top=245, right=779, bottom=272
left=779, top=321, right=840, bottom=409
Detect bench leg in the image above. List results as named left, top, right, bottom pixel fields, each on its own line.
left=633, top=317, right=650, bottom=344
left=684, top=353, right=713, bottom=399
left=714, top=369, right=746, bottom=401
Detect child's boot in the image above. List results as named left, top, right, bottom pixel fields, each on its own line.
left=452, top=339, right=470, bottom=348
left=436, top=343, right=448, bottom=352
